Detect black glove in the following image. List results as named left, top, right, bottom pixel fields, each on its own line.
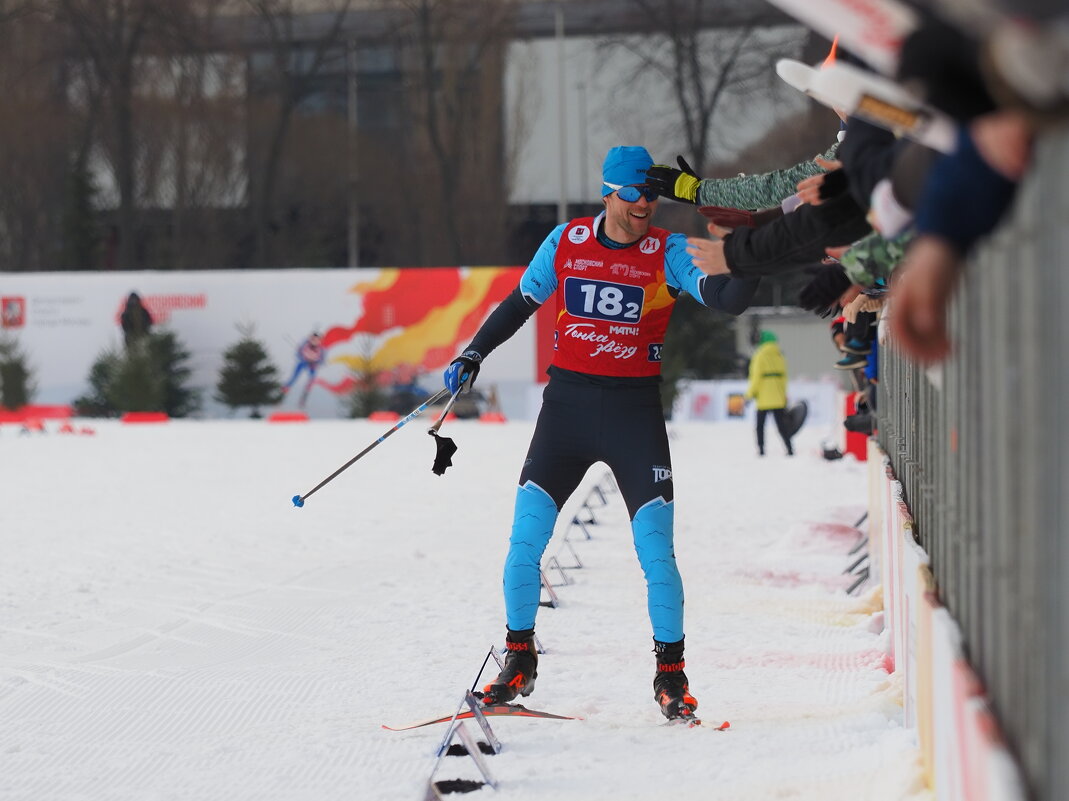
left=799, top=264, right=852, bottom=317
left=645, top=156, right=701, bottom=204
left=817, top=169, right=850, bottom=201
left=443, top=350, right=482, bottom=394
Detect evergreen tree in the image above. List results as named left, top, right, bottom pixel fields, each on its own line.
left=345, top=373, right=389, bottom=419
left=147, top=331, right=201, bottom=418
left=108, top=343, right=166, bottom=412
left=73, top=350, right=122, bottom=417
left=73, top=330, right=200, bottom=418
left=344, top=335, right=388, bottom=418
left=216, top=328, right=283, bottom=417
left=0, top=335, right=36, bottom=410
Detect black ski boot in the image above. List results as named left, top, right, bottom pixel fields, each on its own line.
left=653, top=638, right=698, bottom=722
left=482, top=629, right=538, bottom=705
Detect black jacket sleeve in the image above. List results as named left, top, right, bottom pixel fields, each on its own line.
left=466, top=286, right=541, bottom=358
left=723, top=194, right=872, bottom=278
left=696, top=273, right=761, bottom=316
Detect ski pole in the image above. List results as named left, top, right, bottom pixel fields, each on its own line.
left=428, top=387, right=462, bottom=434
left=292, top=387, right=451, bottom=508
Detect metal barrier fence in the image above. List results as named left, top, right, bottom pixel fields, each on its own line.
left=876, top=126, right=1068, bottom=801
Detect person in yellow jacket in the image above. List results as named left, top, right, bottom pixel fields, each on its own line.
left=746, top=330, right=793, bottom=456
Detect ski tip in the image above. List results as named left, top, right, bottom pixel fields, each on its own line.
left=696, top=720, right=730, bottom=731
left=292, top=494, right=305, bottom=508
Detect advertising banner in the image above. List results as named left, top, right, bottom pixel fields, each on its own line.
left=672, top=378, right=839, bottom=426
left=0, top=268, right=534, bottom=418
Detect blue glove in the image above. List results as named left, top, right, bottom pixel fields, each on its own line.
left=443, top=350, right=482, bottom=394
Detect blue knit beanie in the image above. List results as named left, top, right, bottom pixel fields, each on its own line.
left=602, top=146, right=654, bottom=196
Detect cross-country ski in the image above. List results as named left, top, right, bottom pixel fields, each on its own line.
left=382, top=702, right=580, bottom=732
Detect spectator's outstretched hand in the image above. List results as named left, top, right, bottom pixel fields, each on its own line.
left=799, top=262, right=854, bottom=317
left=686, top=223, right=731, bottom=275
left=889, top=237, right=962, bottom=364
left=795, top=158, right=844, bottom=206
left=645, top=156, right=701, bottom=204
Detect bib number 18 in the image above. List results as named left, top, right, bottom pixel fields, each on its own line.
left=564, top=277, right=642, bottom=322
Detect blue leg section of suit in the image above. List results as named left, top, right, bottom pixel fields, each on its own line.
left=284, top=361, right=310, bottom=390
left=631, top=497, right=684, bottom=643
left=503, top=481, right=559, bottom=631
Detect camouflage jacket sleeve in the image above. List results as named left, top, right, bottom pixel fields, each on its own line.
left=839, top=230, right=913, bottom=287
left=696, top=141, right=840, bottom=210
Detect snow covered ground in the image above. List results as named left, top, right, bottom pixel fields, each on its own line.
left=0, top=417, right=929, bottom=801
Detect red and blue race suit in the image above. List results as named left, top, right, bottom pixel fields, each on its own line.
left=461, top=212, right=759, bottom=642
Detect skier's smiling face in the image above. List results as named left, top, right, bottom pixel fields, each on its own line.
left=603, top=186, right=658, bottom=244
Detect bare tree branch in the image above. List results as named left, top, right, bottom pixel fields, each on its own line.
left=242, top=0, right=352, bottom=268
left=600, top=0, right=805, bottom=171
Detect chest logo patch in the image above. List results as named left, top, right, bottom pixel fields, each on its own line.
left=568, top=225, right=591, bottom=244
left=639, top=236, right=660, bottom=254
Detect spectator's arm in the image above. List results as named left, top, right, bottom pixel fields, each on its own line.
left=665, top=232, right=758, bottom=315
left=697, top=142, right=840, bottom=210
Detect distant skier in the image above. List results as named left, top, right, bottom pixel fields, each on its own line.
left=282, top=332, right=325, bottom=408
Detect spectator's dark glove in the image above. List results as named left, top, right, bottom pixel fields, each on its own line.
left=818, top=169, right=850, bottom=201
left=443, top=350, right=482, bottom=394
left=645, top=156, right=701, bottom=204
left=799, top=264, right=852, bottom=317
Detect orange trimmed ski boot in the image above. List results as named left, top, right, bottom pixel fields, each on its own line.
left=482, top=629, right=538, bottom=705
left=653, top=638, right=698, bottom=722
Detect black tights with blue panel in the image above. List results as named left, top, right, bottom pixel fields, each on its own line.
left=502, top=372, right=683, bottom=643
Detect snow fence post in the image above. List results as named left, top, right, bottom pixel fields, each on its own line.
left=426, top=720, right=497, bottom=796
left=558, top=538, right=584, bottom=569
left=568, top=515, right=594, bottom=541
left=538, top=569, right=560, bottom=608
left=544, top=556, right=572, bottom=587
left=426, top=692, right=500, bottom=796
left=462, top=690, right=502, bottom=755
